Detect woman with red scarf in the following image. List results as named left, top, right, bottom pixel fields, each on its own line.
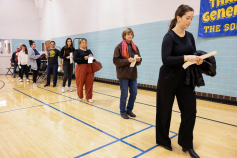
left=113, top=28, right=142, bottom=119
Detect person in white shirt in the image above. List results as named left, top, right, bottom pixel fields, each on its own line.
left=18, top=44, right=29, bottom=82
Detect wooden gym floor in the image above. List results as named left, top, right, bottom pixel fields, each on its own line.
left=0, top=75, right=236, bottom=158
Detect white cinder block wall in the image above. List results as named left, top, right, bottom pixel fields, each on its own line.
left=0, top=0, right=41, bottom=40
left=0, top=0, right=41, bottom=74
left=40, top=0, right=200, bottom=39
left=40, top=0, right=237, bottom=98
left=1, top=0, right=236, bottom=98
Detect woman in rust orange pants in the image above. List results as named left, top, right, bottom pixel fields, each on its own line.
left=74, top=39, right=95, bottom=103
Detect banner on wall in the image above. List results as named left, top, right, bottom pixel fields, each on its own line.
left=198, top=0, right=237, bottom=37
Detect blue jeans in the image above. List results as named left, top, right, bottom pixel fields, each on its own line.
left=13, top=62, right=21, bottom=77
left=119, top=79, right=137, bottom=114
left=47, top=64, right=58, bottom=85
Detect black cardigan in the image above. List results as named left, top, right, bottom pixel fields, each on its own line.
left=74, top=49, right=95, bottom=64
left=11, top=52, right=17, bottom=63
left=60, top=46, right=75, bottom=61
left=185, top=50, right=217, bottom=88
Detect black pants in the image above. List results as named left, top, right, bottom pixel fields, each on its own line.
left=63, top=60, right=73, bottom=87
left=32, top=63, right=41, bottom=83
left=156, top=65, right=196, bottom=149
left=21, top=65, right=29, bottom=79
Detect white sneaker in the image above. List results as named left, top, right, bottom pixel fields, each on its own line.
left=20, top=79, right=23, bottom=82
left=33, top=83, right=38, bottom=87
left=77, top=98, right=83, bottom=101
left=18, top=77, right=21, bottom=80
left=26, top=79, right=29, bottom=82
left=68, top=87, right=73, bottom=92
left=87, top=99, right=93, bottom=103
left=62, top=87, right=65, bottom=93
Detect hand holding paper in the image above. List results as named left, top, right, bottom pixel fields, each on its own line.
left=182, top=51, right=217, bottom=69
left=130, top=55, right=142, bottom=67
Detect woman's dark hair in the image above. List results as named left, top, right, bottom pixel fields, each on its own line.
left=29, top=40, right=35, bottom=46
left=22, top=44, right=28, bottom=55
left=168, top=4, right=194, bottom=31
left=64, top=38, right=74, bottom=52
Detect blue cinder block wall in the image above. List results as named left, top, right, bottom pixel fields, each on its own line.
left=12, top=39, right=44, bottom=52
left=33, top=15, right=236, bottom=97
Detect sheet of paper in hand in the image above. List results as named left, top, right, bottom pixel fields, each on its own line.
left=70, top=52, right=73, bottom=64
left=88, top=54, right=93, bottom=63
left=182, top=51, right=217, bottom=69
left=130, top=55, right=141, bottom=67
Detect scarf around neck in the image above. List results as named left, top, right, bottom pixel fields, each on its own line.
left=122, top=40, right=137, bottom=59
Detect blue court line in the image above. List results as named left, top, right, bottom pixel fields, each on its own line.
left=38, top=87, right=156, bottom=127
left=14, top=88, right=147, bottom=154
left=36, top=87, right=156, bottom=151
left=0, top=87, right=33, bottom=93
left=121, top=140, right=144, bottom=152
left=121, top=125, right=153, bottom=140
left=74, top=140, right=120, bottom=158
left=0, top=80, right=5, bottom=89
left=49, top=100, right=73, bottom=104
left=0, top=105, right=44, bottom=113
left=74, top=126, right=153, bottom=157
left=71, top=86, right=237, bottom=128
left=71, top=86, right=156, bottom=108
left=37, top=87, right=181, bottom=157
left=14, top=88, right=118, bottom=140
left=75, top=125, right=178, bottom=158
left=0, top=99, right=73, bottom=114
left=133, top=133, right=179, bottom=158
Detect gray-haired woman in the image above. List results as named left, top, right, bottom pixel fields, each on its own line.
left=113, top=28, right=142, bottom=119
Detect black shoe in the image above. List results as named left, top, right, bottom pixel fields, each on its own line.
left=121, top=114, right=129, bottom=119
left=44, top=84, right=50, bottom=87
left=13, top=75, right=16, bottom=78
left=182, top=148, right=200, bottom=158
left=53, top=84, right=56, bottom=87
left=163, top=145, right=172, bottom=151
left=126, top=112, right=136, bottom=117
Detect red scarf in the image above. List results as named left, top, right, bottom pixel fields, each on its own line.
left=122, top=40, right=137, bottom=59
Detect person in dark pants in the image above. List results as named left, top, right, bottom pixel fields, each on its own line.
left=74, top=39, right=95, bottom=103
left=18, top=45, right=29, bottom=82
left=16, top=44, right=23, bottom=80
left=28, top=40, right=43, bottom=87
left=44, top=41, right=61, bottom=87
left=113, top=28, right=142, bottom=119
left=60, top=38, right=75, bottom=93
left=156, top=5, right=203, bottom=158
left=12, top=48, right=19, bottom=78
